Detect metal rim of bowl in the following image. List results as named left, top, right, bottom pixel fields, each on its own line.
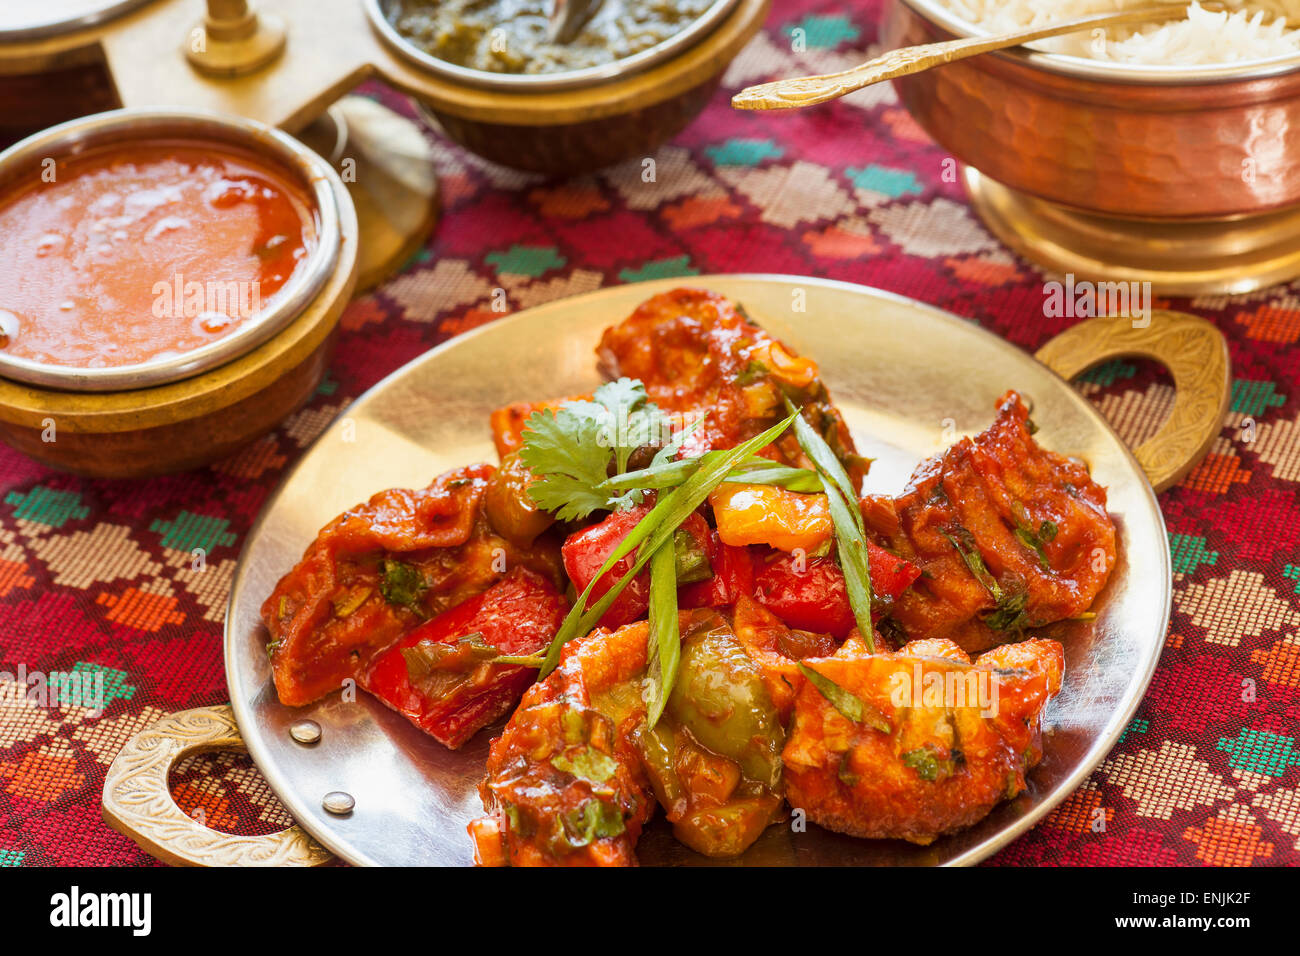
left=0, top=107, right=342, bottom=393
left=903, top=0, right=1300, bottom=84
left=364, top=0, right=741, bottom=92
left=0, top=0, right=159, bottom=42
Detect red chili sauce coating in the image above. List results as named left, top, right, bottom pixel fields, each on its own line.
left=0, top=140, right=317, bottom=369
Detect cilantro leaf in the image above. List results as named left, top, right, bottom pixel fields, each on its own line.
left=592, top=377, right=650, bottom=418
left=518, top=406, right=613, bottom=522
left=518, top=378, right=676, bottom=522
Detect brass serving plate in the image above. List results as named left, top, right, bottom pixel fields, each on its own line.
left=182, top=274, right=1219, bottom=867
left=88, top=274, right=1236, bottom=866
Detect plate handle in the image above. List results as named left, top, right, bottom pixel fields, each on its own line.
left=101, top=704, right=333, bottom=867
left=1034, top=310, right=1230, bottom=493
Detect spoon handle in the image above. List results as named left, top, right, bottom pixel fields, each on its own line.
left=547, top=0, right=604, bottom=44
left=732, top=2, right=1198, bottom=110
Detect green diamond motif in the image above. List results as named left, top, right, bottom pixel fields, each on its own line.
left=1216, top=728, right=1300, bottom=777
left=782, top=14, right=861, bottom=49
left=5, top=486, right=89, bottom=528
left=619, top=256, right=699, bottom=283
left=150, top=511, right=236, bottom=554
left=1230, top=379, right=1286, bottom=417
left=1078, top=360, right=1137, bottom=387
left=705, top=138, right=784, bottom=166
left=845, top=164, right=922, bottom=198
left=1118, top=717, right=1149, bottom=744
left=1170, top=534, right=1218, bottom=575
left=1284, top=564, right=1300, bottom=594
left=49, top=662, right=136, bottom=708
left=486, top=245, right=566, bottom=278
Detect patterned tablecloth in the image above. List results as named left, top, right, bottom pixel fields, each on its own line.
left=1, top=0, right=1298, bottom=869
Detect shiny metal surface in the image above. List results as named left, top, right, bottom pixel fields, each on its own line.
left=884, top=0, right=1300, bottom=221
left=547, top=0, right=604, bottom=44
left=882, top=0, right=1300, bottom=292
left=289, top=719, right=322, bottom=745
left=225, top=275, right=1170, bottom=866
left=364, top=0, right=740, bottom=92
left=0, top=0, right=158, bottom=41
left=904, top=0, right=1300, bottom=82
left=732, top=2, right=1205, bottom=110
left=0, top=108, right=341, bottom=392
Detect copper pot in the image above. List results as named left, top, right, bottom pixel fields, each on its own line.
left=881, top=0, right=1300, bottom=293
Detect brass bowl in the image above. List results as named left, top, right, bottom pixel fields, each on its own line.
left=370, top=0, right=772, bottom=174
left=0, top=108, right=359, bottom=478
left=881, top=0, right=1300, bottom=294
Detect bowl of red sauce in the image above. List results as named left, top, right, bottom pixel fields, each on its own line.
left=0, top=108, right=358, bottom=476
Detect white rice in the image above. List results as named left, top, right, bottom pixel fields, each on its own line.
left=934, top=0, right=1300, bottom=64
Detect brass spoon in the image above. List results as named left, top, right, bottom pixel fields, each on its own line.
left=547, top=0, right=604, bottom=44
left=732, top=2, right=1226, bottom=110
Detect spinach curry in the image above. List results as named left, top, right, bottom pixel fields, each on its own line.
left=387, top=0, right=715, bottom=75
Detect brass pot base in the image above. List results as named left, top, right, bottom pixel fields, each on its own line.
left=964, top=167, right=1300, bottom=297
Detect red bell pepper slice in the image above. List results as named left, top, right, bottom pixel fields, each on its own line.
left=562, top=505, right=713, bottom=629
left=868, top=541, right=923, bottom=600
left=678, top=534, right=754, bottom=609
left=752, top=543, right=921, bottom=639
left=360, top=567, right=568, bottom=750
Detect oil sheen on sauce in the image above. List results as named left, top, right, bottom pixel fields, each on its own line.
left=0, top=141, right=317, bottom=370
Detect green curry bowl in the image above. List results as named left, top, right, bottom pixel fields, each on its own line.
left=366, top=0, right=772, bottom=174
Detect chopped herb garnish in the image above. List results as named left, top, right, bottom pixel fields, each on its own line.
left=786, top=397, right=874, bottom=650
left=901, top=746, right=954, bottom=782
left=672, top=527, right=712, bottom=584
left=600, top=452, right=822, bottom=495
left=983, top=585, right=1031, bottom=632
left=380, top=559, right=427, bottom=616
left=538, top=411, right=801, bottom=677
left=942, top=526, right=1001, bottom=598
left=559, top=798, right=625, bottom=848
left=798, top=663, right=891, bottom=732
left=551, top=747, right=620, bottom=785
left=520, top=378, right=680, bottom=521
left=1010, top=501, right=1057, bottom=570
left=837, top=753, right=860, bottom=786
left=644, top=535, right=680, bottom=729
left=736, top=360, right=770, bottom=385
left=331, top=586, right=372, bottom=619
left=402, top=632, right=543, bottom=676
left=941, top=527, right=1033, bottom=633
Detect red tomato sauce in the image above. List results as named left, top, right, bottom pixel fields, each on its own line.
left=0, top=140, right=317, bottom=369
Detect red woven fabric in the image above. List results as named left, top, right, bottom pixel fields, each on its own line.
left=1, top=0, right=1297, bottom=867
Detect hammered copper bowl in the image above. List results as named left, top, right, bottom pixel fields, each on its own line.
left=0, top=108, right=359, bottom=478
left=882, top=0, right=1300, bottom=220
left=368, top=0, right=771, bottom=174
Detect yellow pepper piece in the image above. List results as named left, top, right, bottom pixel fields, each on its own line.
left=708, top=482, right=832, bottom=554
